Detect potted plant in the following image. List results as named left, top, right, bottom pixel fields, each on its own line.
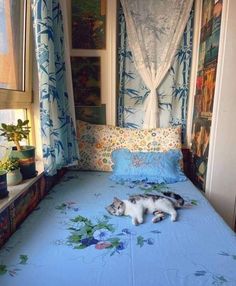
left=0, top=170, right=8, bottom=199
left=0, top=157, right=23, bottom=186
left=0, top=119, right=36, bottom=179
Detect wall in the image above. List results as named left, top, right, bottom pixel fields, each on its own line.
left=205, top=0, right=236, bottom=229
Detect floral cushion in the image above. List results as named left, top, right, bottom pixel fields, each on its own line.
left=77, top=120, right=182, bottom=171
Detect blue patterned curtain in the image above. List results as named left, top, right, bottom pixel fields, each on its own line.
left=118, top=5, right=194, bottom=144
left=31, top=0, right=79, bottom=176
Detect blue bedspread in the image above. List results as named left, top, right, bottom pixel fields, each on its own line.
left=0, top=171, right=236, bottom=286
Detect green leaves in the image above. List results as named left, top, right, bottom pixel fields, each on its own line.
left=137, top=236, right=154, bottom=247
left=71, top=215, right=92, bottom=225
left=0, top=119, right=31, bottom=150
left=74, top=244, right=87, bottom=250
left=94, top=218, right=115, bottom=233
left=140, top=183, right=169, bottom=194
left=0, top=264, right=7, bottom=275
left=107, top=237, right=120, bottom=248
left=0, top=254, right=28, bottom=276
left=190, top=200, right=198, bottom=206
left=17, top=119, right=29, bottom=127
left=55, top=203, right=67, bottom=211
left=19, top=255, right=28, bottom=265
left=137, top=236, right=145, bottom=247
left=0, top=157, right=20, bottom=172
left=68, top=233, right=83, bottom=244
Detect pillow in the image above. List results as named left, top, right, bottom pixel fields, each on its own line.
left=77, top=120, right=182, bottom=171
left=110, top=148, right=187, bottom=184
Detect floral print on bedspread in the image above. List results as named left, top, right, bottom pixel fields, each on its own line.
left=0, top=254, right=28, bottom=277
left=58, top=213, right=157, bottom=256
left=0, top=172, right=236, bottom=286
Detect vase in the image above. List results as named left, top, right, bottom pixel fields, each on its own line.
left=10, top=146, right=37, bottom=179
left=7, top=168, right=23, bottom=186
left=0, top=171, right=8, bottom=199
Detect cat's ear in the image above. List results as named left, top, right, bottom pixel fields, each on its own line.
left=114, top=197, right=122, bottom=202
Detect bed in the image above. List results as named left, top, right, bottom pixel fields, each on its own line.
left=0, top=170, right=236, bottom=286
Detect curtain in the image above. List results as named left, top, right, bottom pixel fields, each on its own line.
left=31, top=0, right=79, bottom=176
left=118, top=5, right=193, bottom=143
left=120, top=0, right=193, bottom=128
left=59, top=0, right=77, bottom=127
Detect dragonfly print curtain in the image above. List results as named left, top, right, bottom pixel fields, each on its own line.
left=31, top=0, right=79, bottom=176
left=120, top=0, right=194, bottom=129
left=118, top=4, right=194, bottom=143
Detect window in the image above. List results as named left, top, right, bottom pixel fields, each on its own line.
left=0, top=0, right=32, bottom=108
left=0, top=109, right=28, bottom=158
left=0, top=0, right=33, bottom=156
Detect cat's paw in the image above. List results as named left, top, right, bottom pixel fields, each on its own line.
left=138, top=218, right=143, bottom=224
left=152, top=213, right=165, bottom=223
left=132, top=218, right=139, bottom=225
left=171, top=215, right=177, bottom=222
left=132, top=217, right=143, bottom=225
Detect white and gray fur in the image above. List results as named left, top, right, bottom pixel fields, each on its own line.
left=106, top=192, right=184, bottom=226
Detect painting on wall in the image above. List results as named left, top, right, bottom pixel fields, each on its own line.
left=71, top=0, right=106, bottom=49
left=75, top=105, right=106, bottom=125
left=191, top=118, right=211, bottom=189
left=191, top=0, right=222, bottom=191
left=71, top=56, right=101, bottom=107
left=201, top=64, right=216, bottom=117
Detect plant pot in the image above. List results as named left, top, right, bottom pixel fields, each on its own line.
left=10, top=146, right=37, bottom=180
left=0, top=171, right=8, bottom=199
left=7, top=168, right=23, bottom=186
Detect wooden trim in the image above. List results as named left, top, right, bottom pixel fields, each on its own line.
left=0, top=0, right=32, bottom=108
left=106, top=0, right=117, bottom=125
left=186, top=0, right=202, bottom=148
left=205, top=0, right=228, bottom=198
left=205, top=0, right=236, bottom=230
left=182, top=147, right=194, bottom=180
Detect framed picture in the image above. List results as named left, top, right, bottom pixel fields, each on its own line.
left=192, top=118, right=211, bottom=159
left=201, top=63, right=216, bottom=117
left=204, top=29, right=221, bottom=65
left=191, top=118, right=211, bottom=190
left=71, top=0, right=106, bottom=49
left=75, top=105, right=106, bottom=125
left=71, top=56, right=101, bottom=107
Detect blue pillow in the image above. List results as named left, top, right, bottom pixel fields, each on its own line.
left=110, top=148, right=187, bottom=184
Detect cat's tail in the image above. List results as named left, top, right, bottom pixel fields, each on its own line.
left=162, top=191, right=184, bottom=207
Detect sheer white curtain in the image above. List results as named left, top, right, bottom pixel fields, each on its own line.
left=120, top=0, right=193, bottom=128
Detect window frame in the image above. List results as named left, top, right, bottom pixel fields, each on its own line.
left=0, top=0, right=32, bottom=109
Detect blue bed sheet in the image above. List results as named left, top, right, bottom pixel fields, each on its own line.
left=0, top=171, right=235, bottom=286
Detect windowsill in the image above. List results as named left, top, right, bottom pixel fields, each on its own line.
left=0, top=161, right=44, bottom=213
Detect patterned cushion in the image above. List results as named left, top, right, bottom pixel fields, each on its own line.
left=77, top=120, right=182, bottom=171
left=110, top=148, right=187, bottom=184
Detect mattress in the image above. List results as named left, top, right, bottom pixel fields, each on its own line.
left=0, top=171, right=235, bottom=286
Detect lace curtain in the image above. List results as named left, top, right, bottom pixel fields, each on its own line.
left=118, top=6, right=194, bottom=143
left=120, top=0, right=193, bottom=128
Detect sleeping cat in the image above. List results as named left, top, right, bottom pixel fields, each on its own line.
left=106, top=192, right=184, bottom=225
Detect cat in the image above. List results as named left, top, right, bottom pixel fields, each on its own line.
left=106, top=192, right=184, bottom=225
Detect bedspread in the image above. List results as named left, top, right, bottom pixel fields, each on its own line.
left=0, top=171, right=235, bottom=286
